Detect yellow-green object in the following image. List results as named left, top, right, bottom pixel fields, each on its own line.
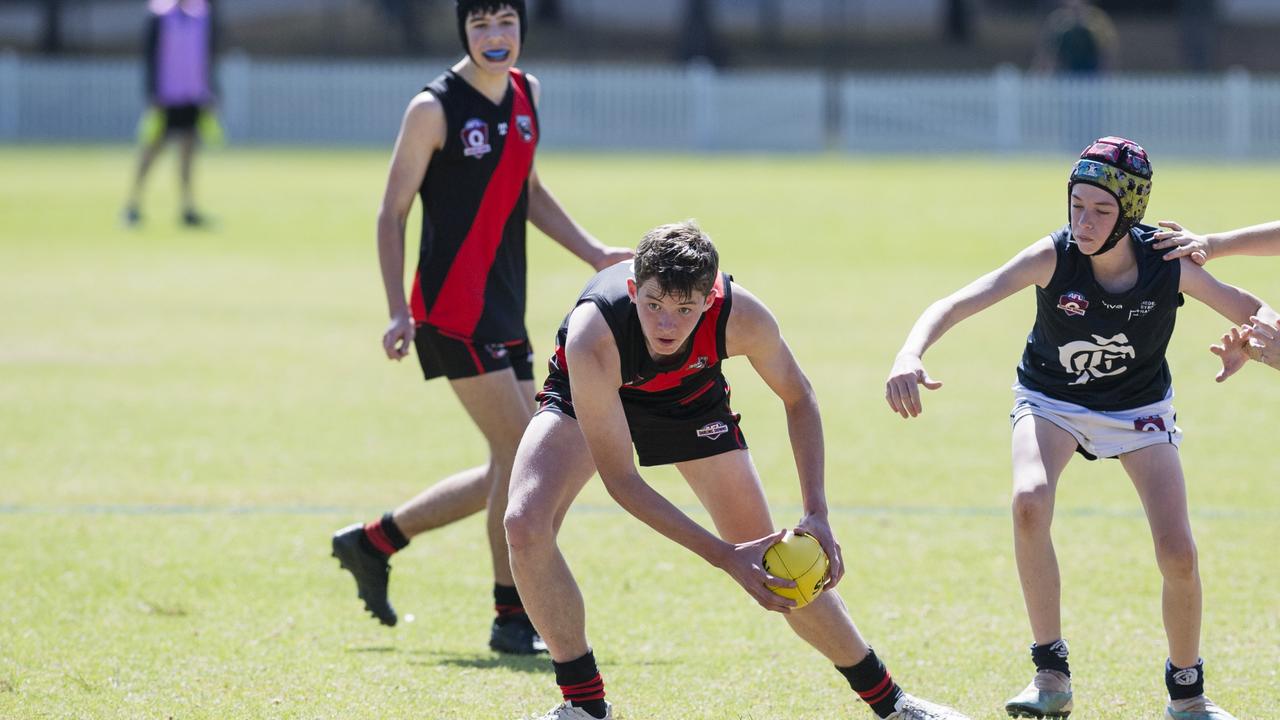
left=197, top=110, right=226, bottom=147
left=762, top=531, right=829, bottom=608
left=136, top=107, right=165, bottom=145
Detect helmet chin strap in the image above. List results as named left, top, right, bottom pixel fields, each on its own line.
left=1090, top=222, right=1131, bottom=256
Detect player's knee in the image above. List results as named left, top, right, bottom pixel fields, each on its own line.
left=1011, top=486, right=1053, bottom=531
left=503, top=500, right=553, bottom=551
left=1154, top=534, right=1198, bottom=581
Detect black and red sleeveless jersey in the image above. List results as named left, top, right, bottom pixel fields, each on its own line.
left=541, top=262, right=734, bottom=413
left=409, top=67, right=539, bottom=342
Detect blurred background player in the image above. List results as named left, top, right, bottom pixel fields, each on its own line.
left=330, top=0, right=631, bottom=655
left=505, top=222, right=971, bottom=720
left=885, top=137, right=1276, bottom=720
left=122, top=0, right=217, bottom=228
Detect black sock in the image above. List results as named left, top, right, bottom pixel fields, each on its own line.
left=1166, top=658, right=1205, bottom=701
left=494, top=583, right=525, bottom=625
left=360, top=512, right=410, bottom=557
left=1031, top=639, right=1071, bottom=677
left=553, top=650, right=608, bottom=719
left=836, top=648, right=903, bottom=719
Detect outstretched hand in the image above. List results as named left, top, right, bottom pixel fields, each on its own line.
left=1246, top=316, right=1279, bottom=370
left=794, top=513, right=844, bottom=591
left=885, top=353, right=943, bottom=418
left=715, top=529, right=797, bottom=614
left=1153, top=221, right=1211, bottom=265
left=1209, top=325, right=1254, bottom=382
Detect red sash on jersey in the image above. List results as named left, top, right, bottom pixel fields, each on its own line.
left=414, top=68, right=538, bottom=338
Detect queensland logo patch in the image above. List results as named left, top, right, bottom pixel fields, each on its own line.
left=1134, top=415, right=1167, bottom=432
left=1058, top=333, right=1136, bottom=386
left=515, top=114, right=534, bottom=142
left=1172, top=667, right=1200, bottom=686
left=461, top=118, right=492, bottom=158
left=1058, top=291, right=1089, bottom=317
left=696, top=420, right=730, bottom=440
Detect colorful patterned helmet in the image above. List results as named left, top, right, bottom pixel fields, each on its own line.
left=456, top=0, right=527, bottom=62
left=1068, top=136, right=1153, bottom=255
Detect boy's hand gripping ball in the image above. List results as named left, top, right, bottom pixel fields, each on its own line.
left=762, top=530, right=829, bottom=608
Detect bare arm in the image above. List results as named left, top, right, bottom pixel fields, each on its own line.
left=1179, top=258, right=1279, bottom=381
left=725, top=284, right=845, bottom=589
left=524, top=74, right=633, bottom=271
left=885, top=238, right=1057, bottom=418
left=376, top=92, right=444, bottom=360
left=565, top=304, right=796, bottom=613
left=1154, top=220, right=1280, bottom=265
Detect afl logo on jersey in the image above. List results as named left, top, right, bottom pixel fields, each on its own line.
left=1058, top=291, right=1089, bottom=317
left=461, top=118, right=492, bottom=158
left=516, top=114, right=534, bottom=142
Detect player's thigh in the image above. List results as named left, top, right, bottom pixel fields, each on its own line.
left=507, top=410, right=597, bottom=533
left=1011, top=415, right=1078, bottom=495
left=1119, top=443, right=1192, bottom=541
left=449, top=369, right=535, bottom=454
left=675, top=449, right=774, bottom=544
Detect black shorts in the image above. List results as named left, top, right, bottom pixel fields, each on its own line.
left=413, top=324, right=535, bottom=382
left=163, top=104, right=202, bottom=133
left=537, top=376, right=748, bottom=467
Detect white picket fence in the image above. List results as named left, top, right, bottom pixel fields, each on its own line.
left=3, top=53, right=1279, bottom=157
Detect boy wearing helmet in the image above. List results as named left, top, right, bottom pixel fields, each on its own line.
left=330, top=0, right=631, bottom=653
left=885, top=137, right=1276, bottom=720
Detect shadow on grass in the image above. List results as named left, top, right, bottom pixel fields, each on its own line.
left=408, top=650, right=549, bottom=674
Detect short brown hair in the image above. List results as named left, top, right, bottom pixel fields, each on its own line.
left=633, top=221, right=720, bottom=301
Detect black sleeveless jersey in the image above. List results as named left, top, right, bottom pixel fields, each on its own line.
left=542, top=262, right=734, bottom=415
left=408, top=68, right=539, bottom=342
left=1017, top=223, right=1183, bottom=411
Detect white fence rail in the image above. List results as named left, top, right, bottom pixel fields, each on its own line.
left=2, top=53, right=1279, bottom=157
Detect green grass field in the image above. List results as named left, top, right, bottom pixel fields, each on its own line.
left=1, top=146, right=1277, bottom=719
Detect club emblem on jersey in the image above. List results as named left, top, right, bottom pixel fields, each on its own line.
left=1059, top=333, right=1136, bottom=386
left=1058, top=291, right=1089, bottom=317
left=1133, top=415, right=1167, bottom=432
left=484, top=343, right=509, bottom=360
left=696, top=420, right=730, bottom=440
left=515, top=114, right=534, bottom=142
left=461, top=118, right=492, bottom=158
left=686, top=356, right=708, bottom=371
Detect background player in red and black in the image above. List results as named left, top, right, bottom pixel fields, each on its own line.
left=330, top=0, right=632, bottom=655
left=505, top=222, right=970, bottom=720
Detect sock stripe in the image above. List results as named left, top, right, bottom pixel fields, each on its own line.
left=363, top=520, right=397, bottom=556
left=560, top=674, right=606, bottom=702
left=495, top=604, right=524, bottom=617
left=857, top=673, right=896, bottom=704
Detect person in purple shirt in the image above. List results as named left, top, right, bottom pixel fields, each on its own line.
left=123, top=0, right=217, bottom=227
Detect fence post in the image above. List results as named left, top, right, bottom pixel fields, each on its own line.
left=688, top=58, right=716, bottom=151
left=0, top=51, right=18, bottom=141
left=220, top=50, right=251, bottom=143
left=994, top=63, right=1021, bottom=153
left=1224, top=66, right=1250, bottom=159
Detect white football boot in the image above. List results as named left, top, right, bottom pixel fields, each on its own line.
left=531, top=701, right=613, bottom=720
left=887, top=693, right=972, bottom=719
